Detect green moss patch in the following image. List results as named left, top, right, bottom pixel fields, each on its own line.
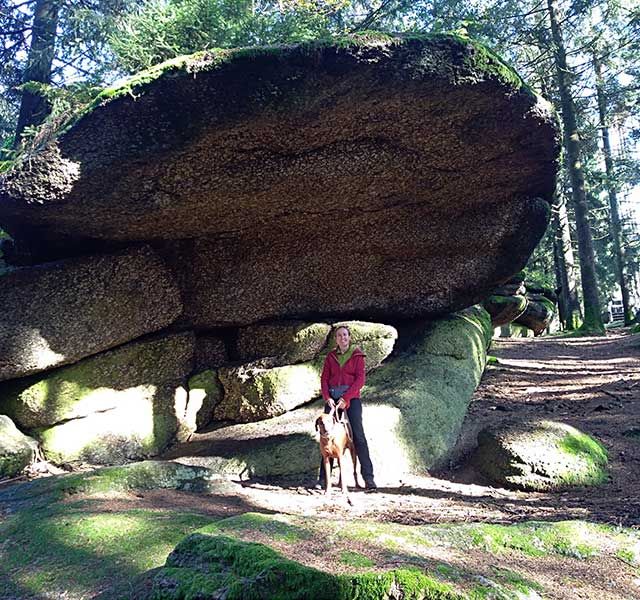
left=0, top=501, right=211, bottom=599
left=1, top=495, right=639, bottom=600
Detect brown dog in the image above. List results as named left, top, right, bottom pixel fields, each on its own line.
left=315, top=408, right=359, bottom=496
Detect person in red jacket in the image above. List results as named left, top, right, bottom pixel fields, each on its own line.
left=317, top=325, right=377, bottom=491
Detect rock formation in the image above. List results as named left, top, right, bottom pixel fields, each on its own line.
left=0, top=34, right=558, bottom=327
left=0, top=34, right=559, bottom=476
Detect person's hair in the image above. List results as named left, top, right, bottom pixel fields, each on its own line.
left=335, top=325, right=351, bottom=336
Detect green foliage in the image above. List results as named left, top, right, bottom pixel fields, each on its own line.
left=338, top=550, right=375, bottom=568
left=110, top=0, right=350, bottom=73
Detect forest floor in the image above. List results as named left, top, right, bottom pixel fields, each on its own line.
left=2, top=328, right=640, bottom=599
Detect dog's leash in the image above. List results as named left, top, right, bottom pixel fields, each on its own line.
left=328, top=403, right=354, bottom=444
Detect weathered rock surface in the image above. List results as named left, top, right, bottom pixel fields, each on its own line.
left=0, top=415, right=38, bottom=478
left=165, top=308, right=491, bottom=477
left=474, top=420, right=608, bottom=491
left=194, top=334, right=228, bottom=372
left=214, top=321, right=397, bottom=423
left=234, top=321, right=331, bottom=365
left=514, top=293, right=555, bottom=335
left=483, top=294, right=527, bottom=327
left=0, top=333, right=195, bottom=464
left=0, top=246, right=182, bottom=381
left=0, top=35, right=558, bottom=326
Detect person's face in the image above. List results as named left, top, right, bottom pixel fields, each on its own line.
left=335, top=327, right=350, bottom=352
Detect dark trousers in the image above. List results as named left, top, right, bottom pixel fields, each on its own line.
left=318, top=398, right=374, bottom=483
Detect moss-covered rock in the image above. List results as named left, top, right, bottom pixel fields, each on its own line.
left=474, top=420, right=608, bottom=491
left=234, top=321, right=331, bottom=365
left=0, top=245, right=182, bottom=382
left=0, top=415, right=38, bottom=478
left=483, top=294, right=527, bottom=327
left=216, top=362, right=320, bottom=423
left=0, top=34, right=558, bottom=327
left=514, top=293, right=555, bottom=335
left=140, top=532, right=461, bottom=600
left=365, top=306, right=492, bottom=471
left=187, top=370, right=223, bottom=431
left=0, top=333, right=195, bottom=465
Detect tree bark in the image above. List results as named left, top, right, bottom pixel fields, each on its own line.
left=546, top=0, right=604, bottom=333
left=593, top=53, right=633, bottom=325
left=552, top=194, right=581, bottom=329
left=14, top=0, right=61, bottom=147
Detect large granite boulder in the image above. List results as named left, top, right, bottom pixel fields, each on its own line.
left=166, top=308, right=491, bottom=478
left=0, top=35, right=558, bottom=326
left=0, top=415, right=38, bottom=478
left=0, top=245, right=182, bottom=381
left=474, top=420, right=608, bottom=491
left=213, top=321, right=397, bottom=423
left=0, top=333, right=195, bottom=464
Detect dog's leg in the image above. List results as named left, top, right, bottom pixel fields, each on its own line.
left=337, top=455, right=349, bottom=495
left=323, top=456, right=332, bottom=495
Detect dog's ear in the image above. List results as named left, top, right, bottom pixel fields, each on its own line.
left=315, top=416, right=322, bottom=431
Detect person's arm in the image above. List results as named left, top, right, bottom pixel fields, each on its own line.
left=320, top=354, right=332, bottom=403
left=341, top=354, right=365, bottom=408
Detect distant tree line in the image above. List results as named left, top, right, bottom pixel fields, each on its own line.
left=1, top=0, right=639, bottom=332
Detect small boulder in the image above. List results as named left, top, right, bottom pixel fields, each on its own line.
left=514, top=293, right=555, bottom=335
left=0, top=415, right=38, bottom=478
left=474, top=420, right=608, bottom=491
left=483, top=294, right=527, bottom=327
left=215, top=362, right=321, bottom=423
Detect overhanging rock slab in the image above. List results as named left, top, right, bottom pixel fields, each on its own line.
left=0, top=34, right=559, bottom=325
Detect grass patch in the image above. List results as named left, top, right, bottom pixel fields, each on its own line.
left=214, top=512, right=312, bottom=543
left=455, top=521, right=629, bottom=560
left=338, top=550, right=375, bottom=568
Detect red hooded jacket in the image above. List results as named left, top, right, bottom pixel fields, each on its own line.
left=320, top=346, right=366, bottom=410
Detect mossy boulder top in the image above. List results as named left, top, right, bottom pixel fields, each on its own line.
left=0, top=34, right=559, bottom=323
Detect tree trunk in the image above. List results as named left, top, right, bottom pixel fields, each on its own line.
left=14, top=0, right=61, bottom=147
left=552, top=194, right=581, bottom=329
left=593, top=53, right=633, bottom=325
left=546, top=0, right=604, bottom=333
